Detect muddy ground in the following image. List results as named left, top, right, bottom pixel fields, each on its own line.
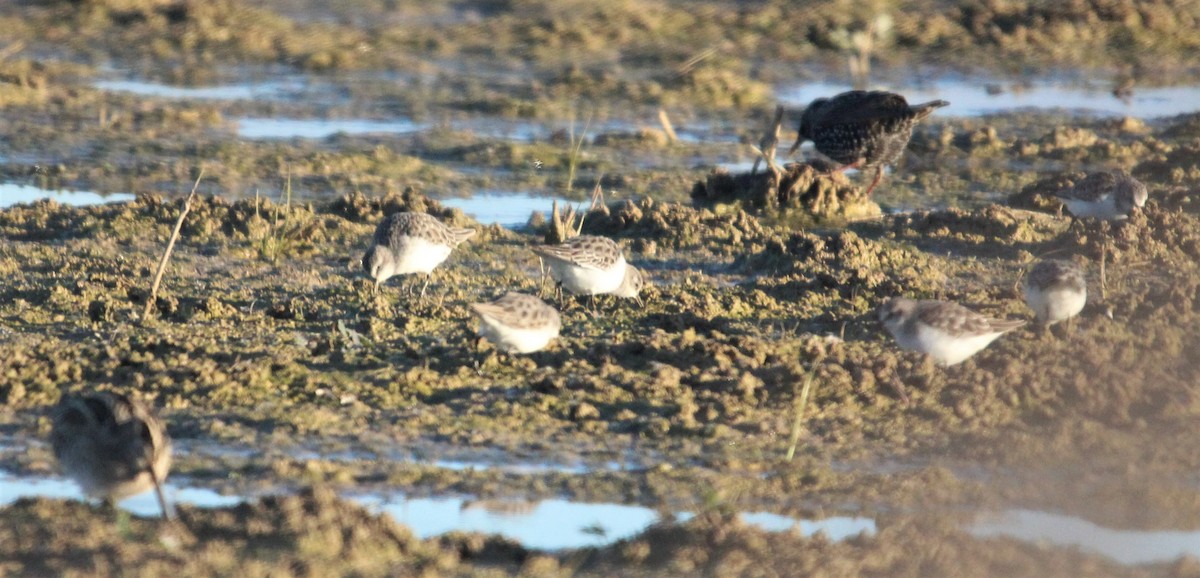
left=1, top=0, right=1200, bottom=576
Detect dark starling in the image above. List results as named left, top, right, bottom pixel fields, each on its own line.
left=787, top=90, right=949, bottom=196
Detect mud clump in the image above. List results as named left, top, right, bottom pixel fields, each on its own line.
left=891, top=205, right=1061, bottom=246
left=580, top=197, right=770, bottom=257
left=691, top=163, right=881, bottom=222
left=744, top=228, right=949, bottom=304
left=1161, top=111, right=1200, bottom=140
left=1036, top=126, right=1098, bottom=152
left=580, top=512, right=1147, bottom=577
left=648, top=59, right=772, bottom=109
left=1079, top=204, right=1200, bottom=265
left=0, top=487, right=468, bottom=576
left=1135, top=141, right=1200, bottom=185
left=329, top=187, right=462, bottom=226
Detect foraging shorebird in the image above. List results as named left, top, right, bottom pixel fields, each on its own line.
left=532, top=235, right=644, bottom=306
left=787, top=90, right=949, bottom=196
left=1055, top=169, right=1147, bottom=220
left=363, top=212, right=475, bottom=297
left=1023, top=259, right=1087, bottom=325
left=50, top=392, right=173, bottom=520
left=470, top=292, right=561, bottom=354
left=878, top=297, right=1025, bottom=366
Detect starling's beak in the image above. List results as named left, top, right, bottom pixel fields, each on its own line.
left=787, top=129, right=804, bottom=155
left=634, top=295, right=644, bottom=308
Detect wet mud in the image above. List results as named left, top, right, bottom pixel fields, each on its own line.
left=2, top=0, right=1200, bottom=575
left=0, top=489, right=1177, bottom=577
left=1, top=170, right=1199, bottom=574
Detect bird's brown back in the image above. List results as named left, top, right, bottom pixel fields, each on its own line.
left=374, top=212, right=476, bottom=248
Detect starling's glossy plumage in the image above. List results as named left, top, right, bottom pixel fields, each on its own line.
left=788, top=90, right=949, bottom=196
left=50, top=392, right=173, bottom=520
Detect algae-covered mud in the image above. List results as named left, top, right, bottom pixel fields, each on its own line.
left=3, top=0, right=1200, bottom=575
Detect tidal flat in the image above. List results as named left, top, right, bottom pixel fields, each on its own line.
left=2, top=0, right=1200, bottom=576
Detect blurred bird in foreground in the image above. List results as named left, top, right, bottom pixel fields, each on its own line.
left=51, top=392, right=173, bottom=521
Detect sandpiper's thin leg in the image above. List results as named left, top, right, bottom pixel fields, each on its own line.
left=472, top=335, right=488, bottom=374
left=1100, top=238, right=1109, bottom=302
left=419, top=273, right=431, bottom=302
left=538, top=261, right=549, bottom=299
left=147, top=459, right=172, bottom=522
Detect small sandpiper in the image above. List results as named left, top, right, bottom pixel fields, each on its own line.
left=532, top=235, right=644, bottom=306
left=363, top=212, right=476, bottom=297
left=50, top=392, right=173, bottom=520
left=878, top=297, right=1026, bottom=366
left=1023, top=259, right=1087, bottom=325
left=470, top=292, right=561, bottom=354
left=1055, top=169, right=1147, bottom=220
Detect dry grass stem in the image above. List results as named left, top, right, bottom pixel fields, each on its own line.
left=143, top=170, right=204, bottom=320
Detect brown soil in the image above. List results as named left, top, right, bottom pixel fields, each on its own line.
left=2, top=0, right=1200, bottom=575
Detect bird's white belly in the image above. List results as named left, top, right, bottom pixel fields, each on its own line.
left=393, top=237, right=454, bottom=275
left=548, top=260, right=626, bottom=296
left=1025, top=286, right=1086, bottom=324
left=478, top=320, right=557, bottom=354
left=903, top=325, right=1004, bottom=366
left=1063, top=196, right=1121, bottom=220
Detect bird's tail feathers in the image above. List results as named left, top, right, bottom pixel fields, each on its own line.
left=988, top=318, right=1026, bottom=333
left=451, top=228, right=477, bottom=245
